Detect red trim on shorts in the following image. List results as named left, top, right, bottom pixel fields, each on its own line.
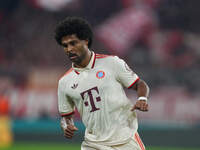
left=134, top=132, right=145, bottom=150
left=60, top=111, right=75, bottom=117
left=128, top=78, right=140, bottom=89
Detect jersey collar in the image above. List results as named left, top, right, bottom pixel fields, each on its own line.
left=72, top=51, right=96, bottom=74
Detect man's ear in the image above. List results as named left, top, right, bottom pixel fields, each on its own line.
left=85, top=39, right=89, bottom=46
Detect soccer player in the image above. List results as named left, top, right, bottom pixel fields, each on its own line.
left=55, top=17, right=149, bottom=150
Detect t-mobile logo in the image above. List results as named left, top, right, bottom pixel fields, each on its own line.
left=80, top=86, right=101, bottom=112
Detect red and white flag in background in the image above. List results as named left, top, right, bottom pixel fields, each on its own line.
left=95, top=7, right=156, bottom=56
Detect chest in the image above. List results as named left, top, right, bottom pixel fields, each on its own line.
left=65, top=65, right=127, bottom=114
left=67, top=67, right=116, bottom=100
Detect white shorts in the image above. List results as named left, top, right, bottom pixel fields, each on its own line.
left=81, top=132, right=145, bottom=150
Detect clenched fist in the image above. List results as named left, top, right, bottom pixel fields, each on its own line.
left=131, top=100, right=149, bottom=112
left=61, top=117, right=78, bottom=139
left=63, top=124, right=78, bottom=139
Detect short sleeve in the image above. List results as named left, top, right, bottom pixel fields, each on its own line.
left=58, top=80, right=75, bottom=116
left=113, top=56, right=139, bottom=88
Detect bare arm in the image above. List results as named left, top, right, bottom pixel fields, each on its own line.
left=60, top=115, right=78, bottom=139
left=131, top=79, right=150, bottom=112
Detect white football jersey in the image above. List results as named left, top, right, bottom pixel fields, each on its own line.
left=58, top=52, right=140, bottom=146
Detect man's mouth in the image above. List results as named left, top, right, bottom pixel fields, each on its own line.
left=70, top=55, right=77, bottom=59
left=68, top=53, right=78, bottom=60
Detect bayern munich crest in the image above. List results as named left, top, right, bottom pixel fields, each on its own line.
left=96, top=71, right=105, bottom=79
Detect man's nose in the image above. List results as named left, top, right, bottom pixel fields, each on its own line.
left=65, top=45, right=73, bottom=53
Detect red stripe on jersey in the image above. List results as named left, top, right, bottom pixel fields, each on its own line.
left=128, top=78, right=140, bottom=89
left=96, top=54, right=114, bottom=59
left=134, top=132, right=145, bottom=150
left=74, top=70, right=80, bottom=75
left=59, top=68, right=73, bottom=80
left=96, top=54, right=108, bottom=56
left=60, top=111, right=75, bottom=117
left=96, top=54, right=104, bottom=55
left=91, top=53, right=96, bottom=68
left=96, top=56, right=109, bottom=59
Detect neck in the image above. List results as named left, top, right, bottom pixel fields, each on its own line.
left=74, top=50, right=92, bottom=68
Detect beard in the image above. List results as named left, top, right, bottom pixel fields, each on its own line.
left=70, top=56, right=81, bottom=64
left=68, top=51, right=87, bottom=65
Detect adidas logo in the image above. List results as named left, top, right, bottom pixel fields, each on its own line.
left=71, top=83, right=78, bottom=89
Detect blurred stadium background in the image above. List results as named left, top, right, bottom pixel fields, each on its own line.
left=0, top=0, right=200, bottom=149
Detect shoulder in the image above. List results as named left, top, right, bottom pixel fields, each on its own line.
left=95, top=53, right=126, bottom=68
left=95, top=53, right=120, bottom=63
left=58, top=68, right=74, bottom=85
left=96, top=53, right=114, bottom=59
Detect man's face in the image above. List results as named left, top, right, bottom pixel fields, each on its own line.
left=61, top=34, right=88, bottom=64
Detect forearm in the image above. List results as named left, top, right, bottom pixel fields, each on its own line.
left=60, top=115, right=78, bottom=139
left=131, top=79, right=149, bottom=111
left=61, top=115, right=74, bottom=129
left=137, top=80, right=149, bottom=98
left=132, top=79, right=149, bottom=98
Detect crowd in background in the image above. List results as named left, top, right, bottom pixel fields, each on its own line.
left=0, top=0, right=200, bottom=94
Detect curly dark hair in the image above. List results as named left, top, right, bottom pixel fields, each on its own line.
left=54, top=17, right=93, bottom=48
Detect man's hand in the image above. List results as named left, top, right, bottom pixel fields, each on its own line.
left=60, top=116, right=78, bottom=139
left=131, top=100, right=149, bottom=112
left=63, top=124, right=78, bottom=139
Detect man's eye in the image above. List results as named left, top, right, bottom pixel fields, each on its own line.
left=62, top=44, right=68, bottom=48
left=70, top=41, right=77, bottom=46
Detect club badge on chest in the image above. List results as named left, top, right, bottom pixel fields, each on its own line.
left=96, top=70, right=105, bottom=79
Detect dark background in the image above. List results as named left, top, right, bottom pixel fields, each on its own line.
left=0, top=0, right=200, bottom=148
